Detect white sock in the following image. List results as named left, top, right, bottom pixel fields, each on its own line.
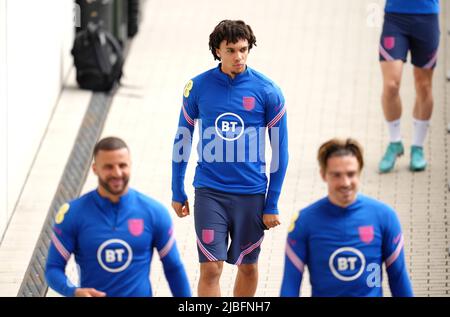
left=387, top=119, right=402, bottom=143
left=412, top=118, right=430, bottom=147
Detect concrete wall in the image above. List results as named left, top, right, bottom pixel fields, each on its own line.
left=0, top=0, right=75, bottom=239
left=0, top=0, right=7, bottom=239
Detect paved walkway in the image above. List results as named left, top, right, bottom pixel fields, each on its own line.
left=2, top=0, right=450, bottom=297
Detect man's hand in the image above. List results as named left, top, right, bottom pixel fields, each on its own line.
left=74, top=288, right=106, bottom=297
left=172, top=200, right=190, bottom=218
left=263, top=214, right=281, bottom=229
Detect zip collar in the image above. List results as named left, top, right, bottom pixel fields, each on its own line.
left=212, top=63, right=251, bottom=85
left=325, top=194, right=362, bottom=216
left=93, top=188, right=133, bottom=211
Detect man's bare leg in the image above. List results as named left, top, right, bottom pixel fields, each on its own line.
left=410, top=66, right=434, bottom=171
left=198, top=261, right=223, bottom=297
left=379, top=60, right=405, bottom=173
left=233, top=263, right=258, bottom=297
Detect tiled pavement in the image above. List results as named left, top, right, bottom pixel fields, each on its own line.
left=2, top=0, right=450, bottom=297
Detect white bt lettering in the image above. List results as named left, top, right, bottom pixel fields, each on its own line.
left=105, top=249, right=125, bottom=263
left=97, top=239, right=133, bottom=273
left=338, top=257, right=358, bottom=271
left=222, top=121, right=238, bottom=132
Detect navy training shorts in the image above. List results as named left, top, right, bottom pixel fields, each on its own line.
left=379, top=13, right=440, bottom=69
left=194, top=187, right=266, bottom=265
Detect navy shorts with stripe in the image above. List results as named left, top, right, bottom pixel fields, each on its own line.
left=194, top=187, right=266, bottom=265
left=379, top=13, right=440, bottom=69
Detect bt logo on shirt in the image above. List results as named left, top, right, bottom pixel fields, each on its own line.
left=329, top=247, right=366, bottom=282
left=215, top=113, right=245, bottom=141
left=97, top=239, right=133, bottom=273
left=329, top=247, right=381, bottom=288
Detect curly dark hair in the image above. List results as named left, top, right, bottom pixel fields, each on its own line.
left=208, top=20, right=257, bottom=61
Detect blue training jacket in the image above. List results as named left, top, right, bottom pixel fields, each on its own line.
left=280, top=194, right=413, bottom=297
left=172, top=64, right=289, bottom=215
left=45, top=188, right=191, bottom=297
left=385, top=0, right=439, bottom=14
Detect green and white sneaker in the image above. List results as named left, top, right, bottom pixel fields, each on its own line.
left=410, top=146, right=427, bottom=172
left=379, top=142, right=404, bottom=173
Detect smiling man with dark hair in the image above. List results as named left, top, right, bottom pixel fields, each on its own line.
left=281, top=138, right=413, bottom=297
left=46, top=137, right=191, bottom=297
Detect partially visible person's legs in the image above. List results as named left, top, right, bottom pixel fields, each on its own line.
left=408, top=13, right=439, bottom=171
left=234, top=263, right=258, bottom=297
left=378, top=13, right=410, bottom=173
left=413, top=67, right=434, bottom=121
left=198, top=261, right=224, bottom=297
left=379, top=60, right=405, bottom=173
left=381, top=60, right=404, bottom=122
left=410, top=67, right=434, bottom=171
